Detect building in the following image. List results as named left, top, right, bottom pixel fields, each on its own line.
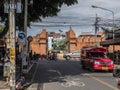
left=66, top=27, right=105, bottom=52
left=47, top=32, right=65, bottom=50
left=30, top=29, right=47, bottom=55
left=29, top=27, right=120, bottom=56
left=100, top=28, right=120, bottom=52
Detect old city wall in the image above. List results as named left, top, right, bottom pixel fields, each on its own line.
left=66, top=28, right=120, bottom=52
left=30, top=29, right=47, bottom=55
left=66, top=28, right=102, bottom=52
left=29, top=28, right=120, bottom=56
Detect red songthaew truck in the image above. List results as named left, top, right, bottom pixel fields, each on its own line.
left=80, top=46, right=114, bottom=71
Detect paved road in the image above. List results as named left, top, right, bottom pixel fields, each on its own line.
left=27, top=60, right=119, bottom=90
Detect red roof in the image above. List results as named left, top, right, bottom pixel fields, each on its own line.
left=53, top=33, right=61, bottom=38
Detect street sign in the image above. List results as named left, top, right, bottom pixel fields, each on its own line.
left=27, top=36, right=33, bottom=42
left=10, top=48, right=15, bottom=63
left=18, top=32, right=26, bottom=45
left=10, top=48, right=15, bottom=58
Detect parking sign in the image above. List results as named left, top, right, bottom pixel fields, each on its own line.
left=18, top=32, right=26, bottom=45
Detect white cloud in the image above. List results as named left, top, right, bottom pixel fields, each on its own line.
left=29, top=0, right=120, bottom=36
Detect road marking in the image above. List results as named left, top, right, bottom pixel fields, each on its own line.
left=61, top=80, right=85, bottom=87
left=28, top=64, right=39, bottom=89
left=31, top=63, right=38, bottom=82
left=88, top=74, right=119, bottom=90
left=115, top=78, right=119, bottom=81
left=48, top=70, right=62, bottom=77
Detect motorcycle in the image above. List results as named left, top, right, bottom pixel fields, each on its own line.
left=48, top=53, right=57, bottom=61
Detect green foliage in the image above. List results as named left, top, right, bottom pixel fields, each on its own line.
left=0, top=20, right=8, bottom=38
left=53, top=38, right=67, bottom=50
left=0, top=25, right=5, bottom=32
left=0, top=0, right=78, bottom=37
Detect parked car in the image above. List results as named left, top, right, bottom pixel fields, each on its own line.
left=63, top=50, right=80, bottom=60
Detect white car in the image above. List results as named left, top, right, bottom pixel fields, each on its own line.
left=63, top=51, right=80, bottom=60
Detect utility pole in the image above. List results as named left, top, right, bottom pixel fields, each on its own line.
left=94, top=14, right=100, bottom=46
left=9, top=0, right=16, bottom=89
left=92, top=5, right=115, bottom=61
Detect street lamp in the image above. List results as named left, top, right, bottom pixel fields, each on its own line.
left=92, top=5, right=115, bottom=60
left=22, top=0, right=33, bottom=73
left=91, top=5, right=115, bottom=39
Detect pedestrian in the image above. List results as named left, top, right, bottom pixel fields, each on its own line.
left=33, top=52, right=38, bottom=61
left=115, top=51, right=119, bottom=64
left=3, top=49, right=10, bottom=86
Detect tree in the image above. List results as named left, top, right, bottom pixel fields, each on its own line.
left=52, top=38, right=67, bottom=50
left=0, top=25, right=5, bottom=32
left=0, top=0, right=78, bottom=38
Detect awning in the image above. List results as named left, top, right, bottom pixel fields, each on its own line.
left=100, top=38, right=120, bottom=46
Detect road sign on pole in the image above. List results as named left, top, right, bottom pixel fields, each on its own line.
left=18, top=31, right=26, bottom=45
left=22, top=0, right=28, bottom=74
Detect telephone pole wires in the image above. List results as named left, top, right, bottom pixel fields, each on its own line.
left=94, top=14, right=100, bottom=46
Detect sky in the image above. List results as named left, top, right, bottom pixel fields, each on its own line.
left=27, top=0, right=120, bottom=37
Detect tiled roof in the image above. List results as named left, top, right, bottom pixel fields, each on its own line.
left=53, top=33, right=61, bottom=38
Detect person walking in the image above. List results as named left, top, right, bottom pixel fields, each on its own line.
left=3, top=50, right=10, bottom=86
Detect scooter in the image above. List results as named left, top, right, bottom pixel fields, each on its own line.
left=48, top=53, right=57, bottom=61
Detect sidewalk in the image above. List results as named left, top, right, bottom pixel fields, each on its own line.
left=0, top=76, right=10, bottom=90
left=0, top=61, right=21, bottom=89
left=0, top=60, right=35, bottom=90
left=114, top=64, right=120, bottom=69
left=16, top=60, right=37, bottom=89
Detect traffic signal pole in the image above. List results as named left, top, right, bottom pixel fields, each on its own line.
left=9, top=0, right=16, bottom=89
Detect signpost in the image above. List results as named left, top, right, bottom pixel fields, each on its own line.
left=18, top=32, right=26, bottom=45
left=22, top=0, right=28, bottom=73
left=18, top=31, right=28, bottom=73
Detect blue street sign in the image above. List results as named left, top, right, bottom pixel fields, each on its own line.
left=18, top=32, right=26, bottom=44
left=18, top=32, right=25, bottom=39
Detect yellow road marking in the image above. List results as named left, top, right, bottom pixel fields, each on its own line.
left=88, top=74, right=119, bottom=90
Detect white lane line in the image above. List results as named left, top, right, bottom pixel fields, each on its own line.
left=88, top=74, right=119, bottom=90
left=31, top=63, right=39, bottom=82
left=47, top=70, right=63, bottom=78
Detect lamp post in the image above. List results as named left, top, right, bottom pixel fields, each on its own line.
left=91, top=5, right=115, bottom=60
left=91, top=5, right=115, bottom=39
left=22, top=0, right=33, bottom=73
left=21, top=0, right=28, bottom=73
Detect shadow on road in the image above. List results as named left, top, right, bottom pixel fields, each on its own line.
left=33, top=60, right=90, bottom=84
left=24, top=60, right=114, bottom=90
